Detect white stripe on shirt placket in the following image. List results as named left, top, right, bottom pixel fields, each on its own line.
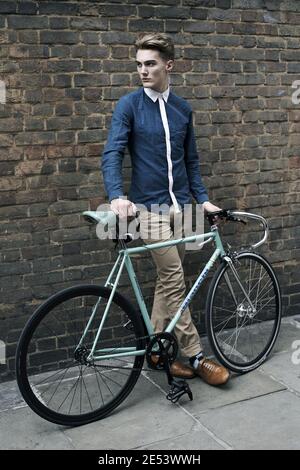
left=158, top=95, right=181, bottom=214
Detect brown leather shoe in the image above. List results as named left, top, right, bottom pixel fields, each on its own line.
left=150, top=355, right=195, bottom=379
left=194, top=358, right=229, bottom=386
left=170, top=360, right=196, bottom=379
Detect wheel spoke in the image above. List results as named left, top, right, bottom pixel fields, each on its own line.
left=209, top=253, right=280, bottom=371
left=18, top=287, right=145, bottom=424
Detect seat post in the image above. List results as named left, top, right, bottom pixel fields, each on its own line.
left=118, top=238, right=128, bottom=251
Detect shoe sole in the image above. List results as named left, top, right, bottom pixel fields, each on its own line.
left=171, top=372, right=196, bottom=380
left=195, top=373, right=230, bottom=386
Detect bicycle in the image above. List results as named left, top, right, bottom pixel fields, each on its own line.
left=15, top=209, right=282, bottom=426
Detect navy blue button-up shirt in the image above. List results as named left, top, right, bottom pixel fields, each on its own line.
left=101, top=86, right=209, bottom=211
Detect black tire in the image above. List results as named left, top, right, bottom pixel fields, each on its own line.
left=206, top=252, right=282, bottom=373
left=16, top=284, right=146, bottom=426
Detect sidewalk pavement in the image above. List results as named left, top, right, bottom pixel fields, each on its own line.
left=1, top=315, right=300, bottom=450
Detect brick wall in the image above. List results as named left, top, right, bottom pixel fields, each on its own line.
left=0, top=0, right=300, bottom=381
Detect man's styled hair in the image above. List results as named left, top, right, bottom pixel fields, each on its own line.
left=135, top=33, right=175, bottom=62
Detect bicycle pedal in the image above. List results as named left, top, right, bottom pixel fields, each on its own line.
left=166, top=379, right=193, bottom=404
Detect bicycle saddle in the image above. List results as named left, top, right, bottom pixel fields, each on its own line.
left=82, top=210, right=117, bottom=228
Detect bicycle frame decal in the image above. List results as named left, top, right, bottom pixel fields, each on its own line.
left=166, top=248, right=221, bottom=336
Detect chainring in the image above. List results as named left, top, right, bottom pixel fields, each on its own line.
left=146, top=332, right=178, bottom=370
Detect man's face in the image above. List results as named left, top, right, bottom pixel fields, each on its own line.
left=135, top=49, right=173, bottom=92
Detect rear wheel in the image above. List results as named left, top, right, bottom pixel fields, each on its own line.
left=16, top=285, right=146, bottom=426
left=206, top=252, right=281, bottom=373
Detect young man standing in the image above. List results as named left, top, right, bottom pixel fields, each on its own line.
left=101, top=33, right=229, bottom=386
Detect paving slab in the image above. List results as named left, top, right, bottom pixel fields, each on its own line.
left=198, top=390, right=300, bottom=450
left=135, top=423, right=225, bottom=450
left=0, top=406, right=75, bottom=450
left=145, top=365, right=286, bottom=416
left=62, top=374, right=219, bottom=450
left=273, top=317, right=300, bottom=353
left=0, top=379, right=26, bottom=413
left=259, top=350, right=300, bottom=394
left=0, top=314, right=299, bottom=450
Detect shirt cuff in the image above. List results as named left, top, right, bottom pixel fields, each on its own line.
left=197, top=195, right=210, bottom=204
left=109, top=193, right=125, bottom=203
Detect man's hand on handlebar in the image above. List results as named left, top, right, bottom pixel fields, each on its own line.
left=202, top=201, right=223, bottom=224
left=110, top=197, right=137, bottom=219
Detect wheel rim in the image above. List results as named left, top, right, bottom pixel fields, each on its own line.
left=209, top=254, right=281, bottom=369
left=18, top=288, right=144, bottom=421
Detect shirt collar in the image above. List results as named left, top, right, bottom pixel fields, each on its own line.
left=144, top=85, right=170, bottom=103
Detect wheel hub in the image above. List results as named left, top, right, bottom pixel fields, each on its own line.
left=237, top=303, right=256, bottom=318
left=74, top=345, right=89, bottom=365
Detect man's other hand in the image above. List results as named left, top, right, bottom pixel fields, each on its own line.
left=202, top=201, right=222, bottom=213
left=110, top=198, right=137, bottom=219
left=202, top=201, right=223, bottom=224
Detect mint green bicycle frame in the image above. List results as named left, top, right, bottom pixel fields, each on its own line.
left=82, top=226, right=228, bottom=363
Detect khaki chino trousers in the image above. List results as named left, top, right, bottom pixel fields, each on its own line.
left=138, top=206, right=203, bottom=358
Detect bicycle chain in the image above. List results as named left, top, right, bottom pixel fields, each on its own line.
left=88, top=330, right=173, bottom=374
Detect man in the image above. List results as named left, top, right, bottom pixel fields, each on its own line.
left=101, top=33, right=229, bottom=386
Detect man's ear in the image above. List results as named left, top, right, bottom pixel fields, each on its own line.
left=166, top=60, right=174, bottom=72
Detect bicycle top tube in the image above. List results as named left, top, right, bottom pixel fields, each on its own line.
left=119, top=231, right=218, bottom=256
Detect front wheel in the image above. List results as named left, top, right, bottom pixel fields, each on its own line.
left=16, top=285, right=146, bottom=426
left=206, top=252, right=282, bottom=373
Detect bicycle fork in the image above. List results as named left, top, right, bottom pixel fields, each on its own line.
left=223, top=255, right=257, bottom=318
